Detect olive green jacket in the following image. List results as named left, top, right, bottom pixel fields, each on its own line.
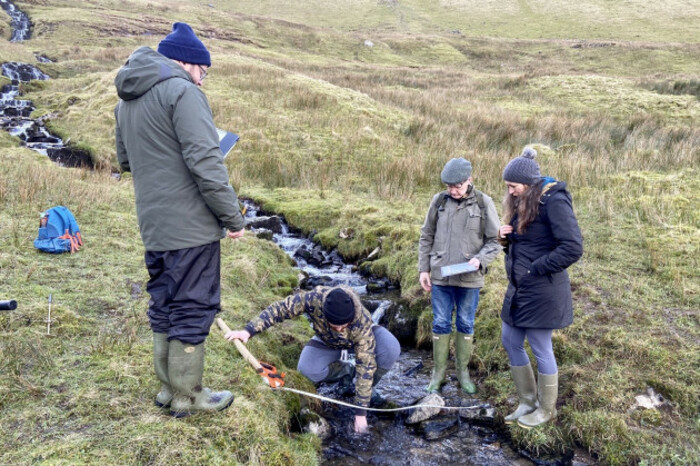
left=114, top=46, right=244, bottom=251
left=245, top=286, right=377, bottom=411
left=418, top=188, right=501, bottom=287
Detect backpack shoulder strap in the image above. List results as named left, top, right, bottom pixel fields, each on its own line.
left=432, top=191, right=449, bottom=218
left=474, top=189, right=487, bottom=234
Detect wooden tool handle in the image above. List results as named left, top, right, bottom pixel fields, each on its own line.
left=216, top=317, right=263, bottom=371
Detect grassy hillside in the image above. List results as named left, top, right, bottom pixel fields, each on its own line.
left=1, top=0, right=698, bottom=464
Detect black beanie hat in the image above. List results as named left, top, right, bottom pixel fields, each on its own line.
left=502, top=147, right=541, bottom=185
left=323, top=288, right=355, bottom=325
left=157, top=22, right=211, bottom=67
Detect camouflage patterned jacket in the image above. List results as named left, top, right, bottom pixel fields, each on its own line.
left=244, top=286, right=377, bottom=412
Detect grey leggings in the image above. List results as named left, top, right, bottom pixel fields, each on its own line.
left=501, top=321, right=558, bottom=375
left=297, top=326, right=401, bottom=383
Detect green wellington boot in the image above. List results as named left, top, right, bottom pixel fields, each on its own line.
left=324, top=361, right=355, bottom=397
left=426, top=333, right=450, bottom=393
left=153, top=332, right=173, bottom=408
left=503, top=364, right=538, bottom=424
left=370, top=367, right=389, bottom=407
left=168, top=340, right=234, bottom=418
left=455, top=332, right=477, bottom=394
left=517, top=372, right=558, bottom=428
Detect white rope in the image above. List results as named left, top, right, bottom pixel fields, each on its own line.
left=277, top=386, right=482, bottom=412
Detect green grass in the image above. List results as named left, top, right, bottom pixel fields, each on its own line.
left=1, top=0, right=699, bottom=464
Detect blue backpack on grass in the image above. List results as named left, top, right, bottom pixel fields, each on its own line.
left=34, top=206, right=83, bottom=254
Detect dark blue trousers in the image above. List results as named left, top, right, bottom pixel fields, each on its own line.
left=145, top=241, right=221, bottom=345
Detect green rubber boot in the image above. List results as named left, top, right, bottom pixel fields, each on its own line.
left=504, top=364, right=538, bottom=424
left=168, top=340, right=234, bottom=418
left=370, top=367, right=389, bottom=407
left=426, top=333, right=450, bottom=393
left=153, top=332, right=173, bottom=408
left=455, top=332, right=477, bottom=394
left=324, top=361, right=355, bottom=397
left=517, top=372, right=558, bottom=428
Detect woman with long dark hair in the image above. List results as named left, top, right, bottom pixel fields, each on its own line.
left=498, top=148, right=583, bottom=428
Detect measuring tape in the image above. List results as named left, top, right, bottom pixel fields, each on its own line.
left=277, top=386, right=483, bottom=412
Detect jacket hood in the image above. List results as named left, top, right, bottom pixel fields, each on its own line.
left=115, top=46, right=192, bottom=101
left=541, top=177, right=567, bottom=195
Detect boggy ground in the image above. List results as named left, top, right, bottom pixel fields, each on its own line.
left=0, top=0, right=698, bottom=464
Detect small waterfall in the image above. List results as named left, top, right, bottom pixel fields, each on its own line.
left=0, top=2, right=93, bottom=168
left=0, top=0, right=31, bottom=42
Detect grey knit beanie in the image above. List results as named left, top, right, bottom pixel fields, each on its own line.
left=502, top=147, right=541, bottom=184
left=440, top=158, right=472, bottom=185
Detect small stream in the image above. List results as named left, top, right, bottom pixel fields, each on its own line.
left=0, top=0, right=93, bottom=168
left=243, top=202, right=544, bottom=465
left=0, top=0, right=30, bottom=42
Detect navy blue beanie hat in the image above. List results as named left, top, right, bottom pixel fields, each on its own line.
left=502, top=147, right=541, bottom=185
left=323, top=288, right=355, bottom=325
left=158, top=22, right=211, bottom=67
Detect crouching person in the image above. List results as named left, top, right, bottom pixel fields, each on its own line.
left=225, top=286, right=401, bottom=433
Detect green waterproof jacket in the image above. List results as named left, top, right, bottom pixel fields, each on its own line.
left=418, top=188, right=501, bottom=287
left=114, top=46, right=244, bottom=251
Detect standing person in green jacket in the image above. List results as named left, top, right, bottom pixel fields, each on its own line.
left=418, top=158, right=501, bottom=394
left=114, top=22, right=246, bottom=418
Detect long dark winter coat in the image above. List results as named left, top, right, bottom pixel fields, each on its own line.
left=501, top=179, right=583, bottom=329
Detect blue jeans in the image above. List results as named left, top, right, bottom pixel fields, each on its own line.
left=431, top=284, right=480, bottom=335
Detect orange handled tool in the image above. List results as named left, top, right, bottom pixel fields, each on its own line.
left=216, top=317, right=285, bottom=389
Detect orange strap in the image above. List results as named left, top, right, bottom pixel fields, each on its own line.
left=58, top=229, right=81, bottom=253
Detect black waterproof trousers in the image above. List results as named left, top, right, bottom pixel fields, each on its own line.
left=145, top=241, right=221, bottom=345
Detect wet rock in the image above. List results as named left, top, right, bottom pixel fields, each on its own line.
left=406, top=393, right=444, bottom=424
left=298, top=408, right=331, bottom=440
left=383, top=302, right=420, bottom=345
left=420, top=415, right=459, bottom=441
left=307, top=249, right=329, bottom=267
left=301, top=275, right=334, bottom=289
left=458, top=400, right=497, bottom=427
left=246, top=215, right=283, bottom=233
left=254, top=228, right=274, bottom=241
left=294, top=245, right=327, bottom=266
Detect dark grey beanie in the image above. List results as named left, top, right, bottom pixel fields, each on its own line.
left=440, top=158, right=472, bottom=185
left=502, top=147, right=541, bottom=184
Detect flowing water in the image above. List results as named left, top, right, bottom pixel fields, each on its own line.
left=242, top=202, right=552, bottom=465
left=0, top=0, right=93, bottom=168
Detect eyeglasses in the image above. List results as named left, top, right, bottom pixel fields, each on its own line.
left=197, top=65, right=208, bottom=80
